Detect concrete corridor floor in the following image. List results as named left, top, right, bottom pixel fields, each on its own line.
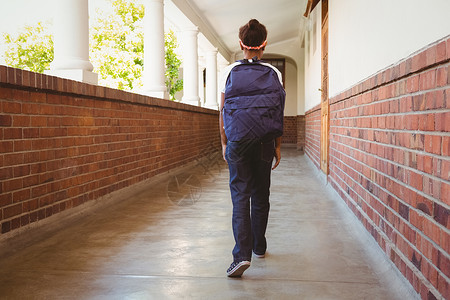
left=0, top=148, right=418, bottom=300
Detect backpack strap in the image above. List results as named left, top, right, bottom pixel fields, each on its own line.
left=234, top=57, right=283, bottom=87
left=223, top=57, right=286, bottom=142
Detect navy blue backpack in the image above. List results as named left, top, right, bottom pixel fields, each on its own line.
left=223, top=58, right=286, bottom=142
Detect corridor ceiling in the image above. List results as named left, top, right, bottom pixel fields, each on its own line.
left=170, top=0, right=308, bottom=63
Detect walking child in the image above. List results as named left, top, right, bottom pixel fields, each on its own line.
left=219, top=19, right=286, bottom=277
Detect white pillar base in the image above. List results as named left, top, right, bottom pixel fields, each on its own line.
left=182, top=96, right=201, bottom=106
left=204, top=103, right=218, bottom=110
left=142, top=88, right=169, bottom=99
left=45, top=69, right=98, bottom=85
left=49, top=0, right=96, bottom=85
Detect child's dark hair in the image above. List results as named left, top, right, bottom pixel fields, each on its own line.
left=239, top=19, right=267, bottom=49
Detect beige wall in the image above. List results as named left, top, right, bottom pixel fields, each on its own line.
left=328, top=0, right=450, bottom=98
left=303, top=4, right=322, bottom=112
left=284, top=59, right=298, bottom=117
left=304, top=0, right=450, bottom=112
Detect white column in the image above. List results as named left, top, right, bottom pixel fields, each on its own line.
left=142, top=0, right=167, bottom=99
left=198, top=65, right=205, bottom=106
left=181, top=27, right=200, bottom=106
left=205, top=49, right=218, bottom=109
left=47, top=0, right=97, bottom=84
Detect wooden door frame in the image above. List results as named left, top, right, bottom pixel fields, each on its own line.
left=320, top=0, right=329, bottom=175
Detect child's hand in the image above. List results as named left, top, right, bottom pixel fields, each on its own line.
left=222, top=144, right=227, bottom=162
left=272, top=147, right=281, bottom=170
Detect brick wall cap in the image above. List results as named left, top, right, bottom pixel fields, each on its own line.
left=0, top=66, right=218, bottom=116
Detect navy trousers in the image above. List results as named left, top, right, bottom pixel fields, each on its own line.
left=225, top=139, right=274, bottom=262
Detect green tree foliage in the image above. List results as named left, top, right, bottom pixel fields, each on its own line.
left=165, top=30, right=183, bottom=100
left=90, top=0, right=145, bottom=91
left=2, top=21, right=53, bottom=73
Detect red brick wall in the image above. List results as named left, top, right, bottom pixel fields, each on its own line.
left=0, top=66, right=220, bottom=236
left=281, top=115, right=305, bottom=151
left=282, top=116, right=298, bottom=145
left=306, top=37, right=449, bottom=299
left=297, top=115, right=305, bottom=151
left=305, top=105, right=321, bottom=169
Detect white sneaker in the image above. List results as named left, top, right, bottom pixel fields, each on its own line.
left=253, top=252, right=265, bottom=258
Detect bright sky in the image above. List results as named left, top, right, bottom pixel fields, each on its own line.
left=0, top=0, right=56, bottom=35
left=0, top=0, right=112, bottom=33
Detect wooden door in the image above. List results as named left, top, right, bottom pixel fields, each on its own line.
left=320, top=0, right=329, bottom=174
